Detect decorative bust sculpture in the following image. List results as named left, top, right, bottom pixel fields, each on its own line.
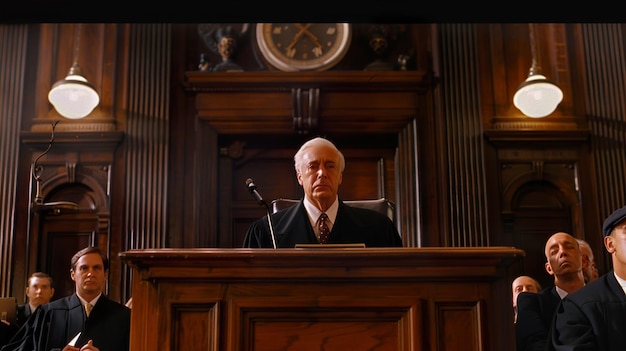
left=212, top=26, right=243, bottom=72
left=197, top=23, right=249, bottom=72
left=364, top=26, right=394, bottom=71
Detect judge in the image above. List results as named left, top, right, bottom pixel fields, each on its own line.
left=243, top=137, right=403, bottom=248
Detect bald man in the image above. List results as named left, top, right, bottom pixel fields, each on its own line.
left=515, top=232, right=585, bottom=351
left=512, top=275, right=541, bottom=323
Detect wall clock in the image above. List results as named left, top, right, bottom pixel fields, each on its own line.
left=256, top=23, right=352, bottom=72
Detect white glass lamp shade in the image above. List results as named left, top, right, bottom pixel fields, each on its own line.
left=48, top=74, right=100, bottom=119
left=513, top=74, right=563, bottom=118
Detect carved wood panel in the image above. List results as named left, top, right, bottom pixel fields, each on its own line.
left=121, top=248, right=523, bottom=351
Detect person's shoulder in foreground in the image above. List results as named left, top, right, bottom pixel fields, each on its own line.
left=515, top=287, right=560, bottom=351
left=512, top=275, right=541, bottom=323
left=551, top=205, right=626, bottom=350
left=243, top=136, right=402, bottom=248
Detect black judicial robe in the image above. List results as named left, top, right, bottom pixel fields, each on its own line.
left=551, top=271, right=626, bottom=351
left=0, top=322, right=16, bottom=349
left=0, top=305, right=31, bottom=348
left=515, top=287, right=561, bottom=351
left=1, top=293, right=130, bottom=351
left=14, top=305, right=31, bottom=329
left=243, top=199, right=403, bottom=248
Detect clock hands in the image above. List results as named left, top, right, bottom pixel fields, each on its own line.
left=294, top=23, right=324, bottom=51
left=285, top=23, right=312, bottom=57
left=286, top=23, right=325, bottom=58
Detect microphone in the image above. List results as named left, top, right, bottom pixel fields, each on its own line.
left=245, top=178, right=264, bottom=205
left=245, top=178, right=277, bottom=249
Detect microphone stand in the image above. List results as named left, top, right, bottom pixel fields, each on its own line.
left=262, top=200, right=277, bottom=249
left=246, top=178, right=277, bottom=249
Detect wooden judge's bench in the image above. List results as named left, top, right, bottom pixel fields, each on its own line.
left=119, top=247, right=523, bottom=351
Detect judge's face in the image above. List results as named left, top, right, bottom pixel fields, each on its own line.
left=297, top=144, right=342, bottom=209
left=70, top=252, right=108, bottom=298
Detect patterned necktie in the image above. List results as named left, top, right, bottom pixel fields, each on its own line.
left=85, top=303, right=93, bottom=317
left=318, top=213, right=330, bottom=244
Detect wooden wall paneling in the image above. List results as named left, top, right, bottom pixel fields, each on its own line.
left=317, top=91, right=420, bottom=134
left=436, top=24, right=490, bottom=247
left=582, top=23, right=626, bottom=274
left=0, top=24, right=28, bottom=298
left=195, top=91, right=293, bottom=134
left=193, top=121, right=219, bottom=248
left=557, top=24, right=602, bottom=268
left=40, top=216, right=96, bottom=300
left=167, top=24, right=196, bottom=250
left=397, top=120, right=420, bottom=247
left=123, top=23, right=171, bottom=252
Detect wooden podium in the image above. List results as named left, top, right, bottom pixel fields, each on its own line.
left=120, top=247, right=523, bottom=351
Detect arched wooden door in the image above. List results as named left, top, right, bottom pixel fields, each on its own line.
left=509, top=180, right=575, bottom=289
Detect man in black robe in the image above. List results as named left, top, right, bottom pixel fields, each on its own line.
left=243, top=137, right=402, bottom=248
left=1, top=246, right=130, bottom=351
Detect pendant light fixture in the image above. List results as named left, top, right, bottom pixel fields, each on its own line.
left=48, top=23, right=100, bottom=119
left=513, top=23, right=563, bottom=118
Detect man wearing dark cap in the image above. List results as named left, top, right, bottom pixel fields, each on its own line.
left=550, top=205, right=626, bottom=350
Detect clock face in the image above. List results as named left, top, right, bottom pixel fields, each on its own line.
left=256, top=23, right=352, bottom=72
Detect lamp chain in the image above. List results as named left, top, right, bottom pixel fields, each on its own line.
left=72, top=23, right=82, bottom=67
left=528, top=23, right=540, bottom=76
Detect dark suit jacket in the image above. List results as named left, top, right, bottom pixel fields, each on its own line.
left=0, top=293, right=130, bottom=351
left=550, top=271, right=626, bottom=351
left=515, top=286, right=561, bottom=351
left=243, top=199, right=403, bottom=248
